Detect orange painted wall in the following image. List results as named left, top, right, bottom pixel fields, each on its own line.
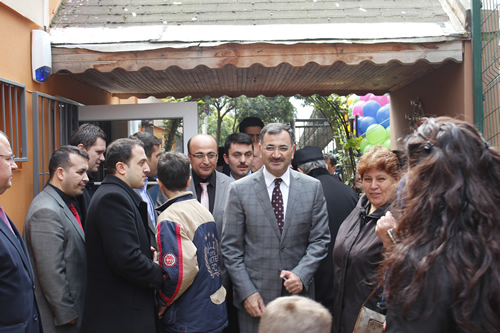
left=0, top=3, right=113, bottom=230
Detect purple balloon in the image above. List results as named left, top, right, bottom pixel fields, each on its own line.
left=376, top=104, right=390, bottom=128
left=358, top=116, right=377, bottom=136
left=362, top=100, right=381, bottom=119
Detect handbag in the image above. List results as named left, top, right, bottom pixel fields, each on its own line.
left=352, top=284, right=385, bottom=333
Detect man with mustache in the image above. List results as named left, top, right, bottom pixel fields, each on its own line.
left=224, top=133, right=254, bottom=180
left=222, top=123, right=330, bottom=333
left=24, top=146, right=90, bottom=332
left=69, top=123, right=107, bottom=224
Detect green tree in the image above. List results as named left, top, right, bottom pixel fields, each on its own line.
left=304, top=94, right=360, bottom=184
left=199, top=95, right=297, bottom=145
left=232, top=95, right=296, bottom=130
left=160, top=95, right=297, bottom=149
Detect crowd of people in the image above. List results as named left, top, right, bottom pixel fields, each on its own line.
left=0, top=116, right=499, bottom=333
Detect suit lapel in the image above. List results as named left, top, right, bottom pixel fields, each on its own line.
left=188, top=170, right=197, bottom=199
left=213, top=171, right=225, bottom=219
left=45, top=186, right=85, bottom=241
left=281, top=171, right=299, bottom=240
left=0, top=216, right=35, bottom=281
left=253, top=170, right=282, bottom=239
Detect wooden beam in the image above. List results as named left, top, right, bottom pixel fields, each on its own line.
left=52, top=41, right=463, bottom=73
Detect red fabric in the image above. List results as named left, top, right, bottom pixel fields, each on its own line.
left=69, top=203, right=83, bottom=230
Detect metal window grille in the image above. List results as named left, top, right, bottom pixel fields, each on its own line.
left=32, top=92, right=81, bottom=195
left=473, top=0, right=500, bottom=147
left=0, top=77, right=28, bottom=162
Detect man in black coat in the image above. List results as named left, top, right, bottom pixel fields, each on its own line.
left=292, top=146, right=358, bottom=314
left=82, top=138, right=163, bottom=333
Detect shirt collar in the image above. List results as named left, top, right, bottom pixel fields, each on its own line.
left=263, top=166, right=290, bottom=189
left=139, top=178, right=149, bottom=192
left=49, top=184, right=72, bottom=207
left=230, top=169, right=252, bottom=180
left=192, top=169, right=217, bottom=187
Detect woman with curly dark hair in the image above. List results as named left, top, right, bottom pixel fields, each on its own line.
left=380, top=117, right=500, bottom=332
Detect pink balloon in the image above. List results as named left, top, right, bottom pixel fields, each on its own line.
left=352, top=101, right=365, bottom=116
left=360, top=93, right=374, bottom=102
left=378, top=94, right=390, bottom=106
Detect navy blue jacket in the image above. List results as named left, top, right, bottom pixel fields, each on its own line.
left=0, top=214, right=42, bottom=333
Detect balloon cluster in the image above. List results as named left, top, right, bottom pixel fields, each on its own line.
left=347, top=93, right=391, bottom=154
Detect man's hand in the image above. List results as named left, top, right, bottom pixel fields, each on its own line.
left=151, top=246, right=159, bottom=265
left=67, top=319, right=77, bottom=325
left=243, top=292, right=265, bottom=317
left=280, top=270, right=303, bottom=294
left=158, top=305, right=167, bottom=319
left=375, top=211, right=398, bottom=248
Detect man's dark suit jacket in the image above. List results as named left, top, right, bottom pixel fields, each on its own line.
left=82, top=175, right=163, bottom=333
left=0, top=214, right=42, bottom=333
left=308, top=167, right=358, bottom=314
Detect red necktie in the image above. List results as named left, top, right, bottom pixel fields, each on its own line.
left=272, top=178, right=284, bottom=233
left=69, top=203, right=83, bottom=231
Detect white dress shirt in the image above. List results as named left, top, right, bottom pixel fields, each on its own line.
left=263, top=166, right=290, bottom=222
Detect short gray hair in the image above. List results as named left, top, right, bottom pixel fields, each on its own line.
left=297, top=160, right=326, bottom=174
left=259, top=123, right=295, bottom=146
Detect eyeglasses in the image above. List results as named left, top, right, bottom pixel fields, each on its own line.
left=263, top=145, right=291, bottom=153
left=189, top=152, right=217, bottom=160
left=0, top=154, right=16, bottom=164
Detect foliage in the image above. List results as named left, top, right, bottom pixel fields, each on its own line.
left=232, top=95, right=296, bottom=129
left=158, top=95, right=296, bottom=149
left=199, top=95, right=296, bottom=146
left=199, top=111, right=235, bottom=146
left=304, top=94, right=360, bottom=184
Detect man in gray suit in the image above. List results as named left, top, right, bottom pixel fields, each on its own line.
left=222, top=123, right=330, bottom=333
left=24, top=146, right=89, bottom=333
left=130, top=131, right=161, bottom=248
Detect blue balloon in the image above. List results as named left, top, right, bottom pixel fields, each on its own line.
left=376, top=104, right=390, bottom=128
left=358, top=116, right=377, bottom=136
left=362, top=100, right=381, bottom=119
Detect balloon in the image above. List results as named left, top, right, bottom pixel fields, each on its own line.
left=366, top=124, right=386, bottom=145
left=376, top=104, right=390, bottom=128
left=360, top=138, right=369, bottom=152
left=358, top=116, right=377, bottom=136
left=352, top=101, right=365, bottom=117
left=360, top=93, right=374, bottom=101
left=382, top=139, right=391, bottom=149
left=348, top=104, right=354, bottom=116
left=347, top=94, right=359, bottom=106
left=362, top=100, right=381, bottom=119
left=362, top=144, right=374, bottom=154
left=385, top=126, right=391, bottom=139
left=378, top=94, right=390, bottom=106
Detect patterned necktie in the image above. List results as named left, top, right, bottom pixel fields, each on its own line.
left=69, top=203, right=84, bottom=231
left=272, top=178, right=284, bottom=233
left=200, top=182, right=210, bottom=210
left=0, top=205, right=15, bottom=235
